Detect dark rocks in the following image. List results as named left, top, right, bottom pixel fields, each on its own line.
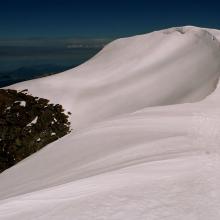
left=0, top=89, right=71, bottom=172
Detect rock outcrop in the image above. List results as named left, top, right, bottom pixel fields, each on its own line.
left=0, top=89, right=71, bottom=172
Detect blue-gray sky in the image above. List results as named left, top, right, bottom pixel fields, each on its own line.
left=1, top=0, right=220, bottom=39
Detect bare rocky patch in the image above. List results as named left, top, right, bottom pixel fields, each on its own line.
left=0, top=89, right=71, bottom=172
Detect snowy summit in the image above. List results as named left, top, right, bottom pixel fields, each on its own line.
left=1, top=26, right=220, bottom=219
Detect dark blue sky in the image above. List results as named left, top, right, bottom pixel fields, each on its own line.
left=0, top=0, right=220, bottom=39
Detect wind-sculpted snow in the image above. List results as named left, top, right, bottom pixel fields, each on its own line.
left=8, top=26, right=220, bottom=128
left=1, top=26, right=220, bottom=219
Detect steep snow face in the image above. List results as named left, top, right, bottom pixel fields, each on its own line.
left=8, top=26, right=220, bottom=128
left=205, top=28, right=220, bottom=41
left=1, top=26, right=220, bottom=220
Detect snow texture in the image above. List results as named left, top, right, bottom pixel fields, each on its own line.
left=26, top=116, right=38, bottom=126
left=15, top=101, right=26, bottom=107
left=1, top=26, right=220, bottom=220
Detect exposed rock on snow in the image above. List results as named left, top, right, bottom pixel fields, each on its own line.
left=0, top=89, right=71, bottom=172
left=1, top=26, right=220, bottom=220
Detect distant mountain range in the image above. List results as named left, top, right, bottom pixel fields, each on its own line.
left=0, top=64, right=74, bottom=87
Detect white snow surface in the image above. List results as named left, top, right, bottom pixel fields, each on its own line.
left=26, top=116, right=38, bottom=127
left=1, top=26, right=220, bottom=219
left=14, top=101, right=26, bottom=107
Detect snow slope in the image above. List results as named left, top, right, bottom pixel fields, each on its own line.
left=1, top=26, right=220, bottom=219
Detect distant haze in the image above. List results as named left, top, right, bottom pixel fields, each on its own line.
left=0, top=38, right=113, bottom=87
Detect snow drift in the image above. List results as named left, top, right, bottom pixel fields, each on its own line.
left=1, top=26, right=220, bottom=220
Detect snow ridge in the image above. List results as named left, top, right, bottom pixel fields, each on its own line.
left=1, top=26, right=220, bottom=220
